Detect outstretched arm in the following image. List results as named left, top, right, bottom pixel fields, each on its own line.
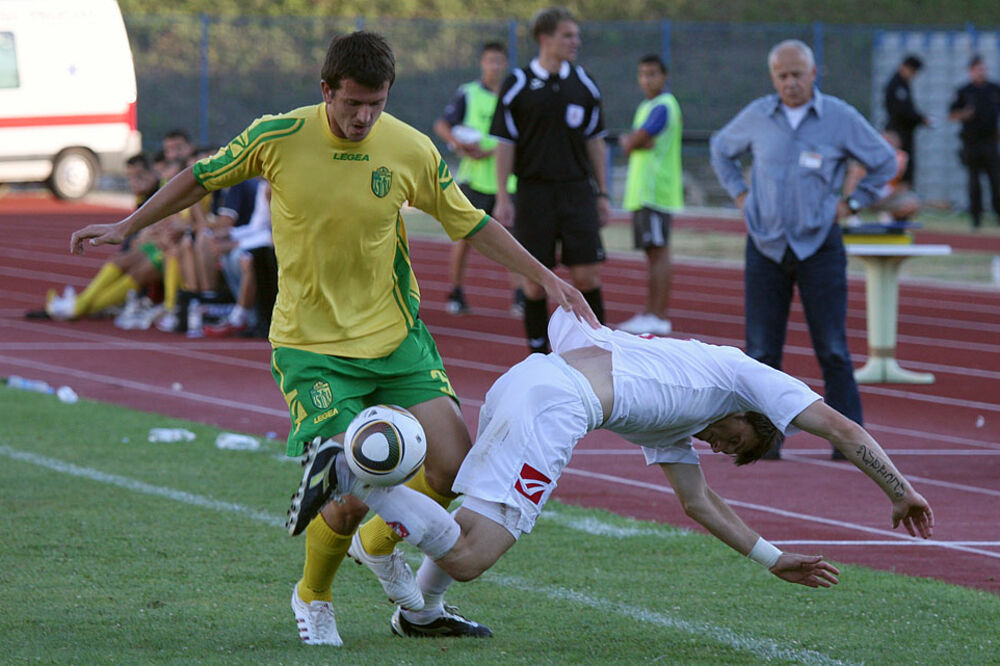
left=661, top=462, right=839, bottom=587
left=791, top=401, right=934, bottom=538
left=71, top=167, right=209, bottom=255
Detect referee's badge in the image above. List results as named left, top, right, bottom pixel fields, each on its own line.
left=565, top=103, right=584, bottom=128
left=371, top=166, right=392, bottom=198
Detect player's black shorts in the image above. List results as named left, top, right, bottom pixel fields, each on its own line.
left=631, top=207, right=673, bottom=249
left=460, top=183, right=497, bottom=217
left=513, top=179, right=604, bottom=268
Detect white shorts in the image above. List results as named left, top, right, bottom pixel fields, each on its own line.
left=453, top=353, right=603, bottom=538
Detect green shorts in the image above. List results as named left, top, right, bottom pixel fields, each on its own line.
left=138, top=242, right=164, bottom=274
left=271, top=320, right=458, bottom=456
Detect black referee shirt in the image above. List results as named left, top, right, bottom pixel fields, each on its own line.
left=489, top=59, right=605, bottom=183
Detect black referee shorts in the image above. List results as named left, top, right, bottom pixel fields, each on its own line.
left=459, top=183, right=498, bottom=217
left=513, top=179, right=605, bottom=268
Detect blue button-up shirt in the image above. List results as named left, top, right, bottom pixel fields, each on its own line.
left=710, top=90, right=896, bottom=262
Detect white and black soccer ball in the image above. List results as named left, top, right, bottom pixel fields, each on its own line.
left=344, top=405, right=426, bottom=487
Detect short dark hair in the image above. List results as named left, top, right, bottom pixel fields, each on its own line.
left=531, top=6, right=576, bottom=42
left=482, top=41, right=507, bottom=56
left=734, top=412, right=784, bottom=466
left=639, top=53, right=668, bottom=74
left=969, top=54, right=984, bottom=69
left=163, top=128, right=191, bottom=143
left=125, top=152, right=150, bottom=169
left=321, top=31, right=396, bottom=92
left=902, top=55, right=923, bottom=70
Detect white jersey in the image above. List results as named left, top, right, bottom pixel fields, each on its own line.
left=548, top=309, right=821, bottom=464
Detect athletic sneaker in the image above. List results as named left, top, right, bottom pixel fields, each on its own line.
left=46, top=288, right=76, bottom=321
left=286, top=437, right=367, bottom=536
left=391, top=604, right=492, bottom=638
left=291, top=587, right=343, bottom=646
left=154, top=308, right=180, bottom=333
left=202, top=320, right=248, bottom=338
left=617, top=312, right=672, bottom=336
left=445, top=287, right=469, bottom=315
left=347, top=531, right=424, bottom=611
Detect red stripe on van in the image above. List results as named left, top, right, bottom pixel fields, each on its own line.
left=0, top=110, right=134, bottom=129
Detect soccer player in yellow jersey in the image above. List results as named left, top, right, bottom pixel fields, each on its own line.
left=69, top=31, right=598, bottom=646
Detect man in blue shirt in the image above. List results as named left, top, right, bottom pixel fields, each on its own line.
left=710, top=39, right=896, bottom=460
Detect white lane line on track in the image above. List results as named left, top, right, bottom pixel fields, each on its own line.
left=782, top=454, right=1000, bottom=499
left=561, top=467, right=1000, bottom=561
left=0, top=444, right=855, bottom=666
left=0, top=353, right=289, bottom=418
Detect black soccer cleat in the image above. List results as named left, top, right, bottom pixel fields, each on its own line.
left=286, top=437, right=344, bottom=536
left=390, top=604, right=493, bottom=638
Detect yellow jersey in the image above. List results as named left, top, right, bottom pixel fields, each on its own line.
left=193, top=104, right=488, bottom=358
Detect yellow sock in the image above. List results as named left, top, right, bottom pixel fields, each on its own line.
left=73, top=263, right=122, bottom=315
left=358, top=467, right=456, bottom=556
left=82, top=274, right=139, bottom=317
left=297, top=515, right=353, bottom=603
left=162, top=256, right=180, bottom=311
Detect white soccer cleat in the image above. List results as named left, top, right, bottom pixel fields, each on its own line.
left=617, top=312, right=672, bottom=336
left=348, top=531, right=424, bottom=611
left=291, top=586, right=343, bottom=646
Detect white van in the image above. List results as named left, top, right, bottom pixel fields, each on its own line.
left=0, top=0, right=141, bottom=199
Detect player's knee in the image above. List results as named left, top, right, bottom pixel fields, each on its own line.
left=320, top=495, right=369, bottom=532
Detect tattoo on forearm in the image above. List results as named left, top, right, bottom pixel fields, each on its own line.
left=857, top=445, right=905, bottom=498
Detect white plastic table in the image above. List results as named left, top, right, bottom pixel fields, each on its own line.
left=846, top=243, right=952, bottom=384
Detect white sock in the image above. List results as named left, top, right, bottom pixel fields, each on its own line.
left=228, top=304, right=247, bottom=326
left=401, top=556, right=455, bottom=623
left=364, top=486, right=461, bottom=560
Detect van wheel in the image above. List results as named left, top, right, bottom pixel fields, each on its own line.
left=49, top=149, right=99, bottom=200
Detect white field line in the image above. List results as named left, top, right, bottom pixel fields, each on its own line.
left=0, top=443, right=854, bottom=666
left=774, top=540, right=1000, bottom=547
left=571, top=447, right=1000, bottom=456
left=0, top=445, right=285, bottom=528
left=560, top=467, right=1000, bottom=561
left=488, top=574, right=858, bottom=666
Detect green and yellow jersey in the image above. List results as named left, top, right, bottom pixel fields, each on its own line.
left=193, top=104, right=488, bottom=358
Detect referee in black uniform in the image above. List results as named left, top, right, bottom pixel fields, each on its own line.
left=490, top=6, right=609, bottom=354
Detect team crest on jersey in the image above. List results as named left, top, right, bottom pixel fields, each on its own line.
left=309, top=380, right=333, bottom=409
left=371, top=166, right=392, bottom=198
left=565, top=104, right=585, bottom=128
left=514, top=463, right=552, bottom=505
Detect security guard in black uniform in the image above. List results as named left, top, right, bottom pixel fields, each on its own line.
left=883, top=55, right=928, bottom=186
left=490, top=6, right=609, bottom=354
left=949, top=55, right=1000, bottom=228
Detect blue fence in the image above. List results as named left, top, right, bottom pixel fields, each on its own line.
left=123, top=15, right=1000, bottom=206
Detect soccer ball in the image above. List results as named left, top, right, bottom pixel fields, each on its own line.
left=344, top=405, right=426, bottom=487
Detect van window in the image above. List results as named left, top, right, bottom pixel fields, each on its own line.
left=0, top=32, right=18, bottom=89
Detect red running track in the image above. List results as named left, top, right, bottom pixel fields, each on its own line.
left=2, top=194, right=999, bottom=593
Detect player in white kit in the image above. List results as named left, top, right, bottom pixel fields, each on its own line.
left=345, top=308, right=935, bottom=636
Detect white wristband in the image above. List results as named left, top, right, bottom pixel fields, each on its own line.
left=748, top=537, right=782, bottom=569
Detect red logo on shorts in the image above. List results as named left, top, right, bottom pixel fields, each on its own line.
left=386, top=521, right=410, bottom=539
left=514, top=463, right=552, bottom=505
